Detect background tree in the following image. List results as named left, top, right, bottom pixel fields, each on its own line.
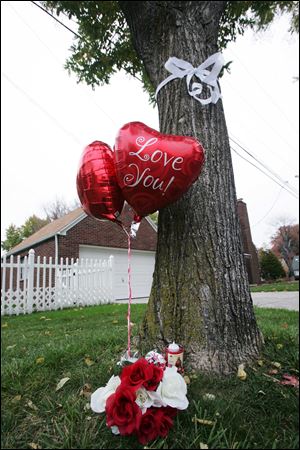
left=1, top=199, right=80, bottom=252
left=259, top=249, right=286, bottom=281
left=1, top=216, right=50, bottom=252
left=149, top=212, right=158, bottom=226
left=43, top=198, right=80, bottom=221
left=45, top=1, right=298, bottom=374
left=270, top=219, right=299, bottom=275
left=21, top=215, right=50, bottom=239
left=1, top=225, right=22, bottom=252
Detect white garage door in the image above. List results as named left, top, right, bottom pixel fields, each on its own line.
left=79, top=245, right=155, bottom=300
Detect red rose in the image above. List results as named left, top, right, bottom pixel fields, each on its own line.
left=121, top=358, right=154, bottom=390
left=137, top=406, right=177, bottom=444
left=154, top=407, right=177, bottom=438
left=143, top=364, right=164, bottom=391
left=105, top=386, right=142, bottom=435
left=137, top=408, right=160, bottom=445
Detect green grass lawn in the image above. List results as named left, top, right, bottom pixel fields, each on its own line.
left=250, top=281, right=299, bottom=292
left=1, top=305, right=299, bottom=449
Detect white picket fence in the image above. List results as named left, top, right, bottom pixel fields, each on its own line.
left=1, top=249, right=114, bottom=316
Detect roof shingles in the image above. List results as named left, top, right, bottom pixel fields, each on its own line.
left=7, top=208, right=85, bottom=255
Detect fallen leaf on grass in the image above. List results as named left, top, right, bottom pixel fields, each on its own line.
left=281, top=322, right=289, bottom=329
left=276, top=343, right=283, bottom=349
left=237, top=364, right=247, bottom=381
left=112, top=320, right=119, bottom=324
left=183, top=375, right=190, bottom=385
left=7, top=344, right=17, bottom=350
left=80, top=383, right=92, bottom=398
left=27, top=400, right=38, bottom=411
left=84, top=357, right=95, bottom=367
left=268, top=369, right=278, bottom=375
left=200, top=444, right=209, bottom=449
left=262, top=373, right=281, bottom=383
left=84, top=402, right=91, bottom=411
left=28, top=443, right=41, bottom=449
left=203, top=393, right=216, bottom=401
left=192, top=417, right=216, bottom=426
left=280, top=374, right=299, bottom=388
left=257, top=359, right=264, bottom=366
left=44, top=331, right=51, bottom=336
left=36, top=357, right=45, bottom=365
left=271, top=361, right=281, bottom=369
left=258, top=390, right=266, bottom=395
left=55, top=377, right=70, bottom=392
left=2, top=323, right=8, bottom=328
left=12, top=395, right=22, bottom=403
left=39, top=316, right=46, bottom=320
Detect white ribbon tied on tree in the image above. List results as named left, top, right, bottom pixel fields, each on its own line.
left=155, top=52, right=225, bottom=105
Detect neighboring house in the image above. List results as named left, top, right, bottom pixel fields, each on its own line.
left=5, top=205, right=157, bottom=300
left=291, top=255, right=299, bottom=280
left=5, top=200, right=260, bottom=298
left=237, top=199, right=261, bottom=285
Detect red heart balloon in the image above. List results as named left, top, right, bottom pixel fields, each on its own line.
left=77, top=141, right=124, bottom=223
left=114, top=122, right=205, bottom=217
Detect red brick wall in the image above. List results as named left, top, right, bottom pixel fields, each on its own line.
left=2, top=208, right=157, bottom=291
left=58, top=214, right=157, bottom=260
left=6, top=206, right=157, bottom=262
left=237, top=200, right=261, bottom=284
left=15, top=239, right=56, bottom=260
left=1, top=240, right=56, bottom=291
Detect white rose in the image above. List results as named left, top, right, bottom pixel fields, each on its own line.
left=155, top=366, right=189, bottom=410
left=90, top=375, right=121, bottom=413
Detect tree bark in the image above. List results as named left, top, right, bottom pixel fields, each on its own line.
left=120, top=1, right=263, bottom=374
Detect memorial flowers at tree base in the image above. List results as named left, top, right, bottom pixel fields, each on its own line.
left=91, top=351, right=189, bottom=445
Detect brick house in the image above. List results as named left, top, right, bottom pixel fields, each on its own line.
left=5, top=205, right=157, bottom=299
left=237, top=199, right=261, bottom=284
left=4, top=200, right=260, bottom=299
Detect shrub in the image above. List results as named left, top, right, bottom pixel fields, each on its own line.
left=259, top=250, right=286, bottom=281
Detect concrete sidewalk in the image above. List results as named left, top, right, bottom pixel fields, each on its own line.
left=251, top=291, right=299, bottom=311
left=116, top=292, right=299, bottom=311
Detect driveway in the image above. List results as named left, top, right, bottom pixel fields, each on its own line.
left=251, top=291, right=299, bottom=311
left=117, top=292, right=299, bottom=311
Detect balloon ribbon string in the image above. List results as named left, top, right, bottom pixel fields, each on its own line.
left=127, top=231, right=132, bottom=358
left=121, top=224, right=132, bottom=358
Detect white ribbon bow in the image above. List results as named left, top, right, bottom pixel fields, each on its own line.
left=155, top=52, right=224, bottom=105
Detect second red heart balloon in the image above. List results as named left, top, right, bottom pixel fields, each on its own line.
left=114, top=122, right=205, bottom=217
left=77, top=141, right=124, bottom=223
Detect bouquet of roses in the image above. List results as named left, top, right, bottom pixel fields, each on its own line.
left=91, top=351, right=189, bottom=445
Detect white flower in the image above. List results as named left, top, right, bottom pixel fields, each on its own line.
left=90, top=375, right=121, bottom=413
left=135, top=387, right=154, bottom=413
left=154, top=366, right=189, bottom=410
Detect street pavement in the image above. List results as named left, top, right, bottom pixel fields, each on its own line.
left=116, top=291, right=299, bottom=311
left=251, top=291, right=299, bottom=311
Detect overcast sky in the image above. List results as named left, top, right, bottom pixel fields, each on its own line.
left=1, top=1, right=299, bottom=250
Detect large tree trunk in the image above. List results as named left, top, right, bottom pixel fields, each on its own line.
left=120, top=1, right=263, bottom=374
